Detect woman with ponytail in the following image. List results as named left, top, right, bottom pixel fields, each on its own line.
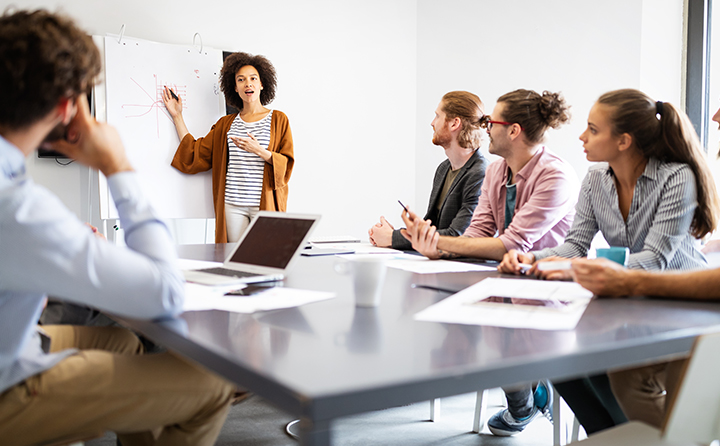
left=500, top=88, right=719, bottom=432
left=501, top=88, right=718, bottom=276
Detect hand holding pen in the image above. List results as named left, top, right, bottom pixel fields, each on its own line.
left=161, top=85, right=190, bottom=140
left=161, top=86, right=183, bottom=119
left=400, top=201, right=443, bottom=259
left=398, top=200, right=417, bottom=241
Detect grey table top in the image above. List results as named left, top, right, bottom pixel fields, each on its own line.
left=121, top=244, right=720, bottom=437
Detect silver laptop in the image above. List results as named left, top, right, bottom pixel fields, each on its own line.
left=183, top=212, right=320, bottom=286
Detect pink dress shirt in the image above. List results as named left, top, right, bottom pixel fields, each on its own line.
left=463, top=147, right=579, bottom=252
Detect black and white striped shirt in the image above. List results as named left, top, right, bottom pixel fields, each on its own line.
left=225, top=111, right=273, bottom=207
left=533, top=158, right=706, bottom=271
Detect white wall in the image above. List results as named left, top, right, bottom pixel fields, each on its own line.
left=7, top=0, right=417, bottom=242
left=4, top=0, right=684, bottom=243
left=414, top=0, right=684, bottom=212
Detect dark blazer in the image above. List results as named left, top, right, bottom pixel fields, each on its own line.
left=392, top=149, right=487, bottom=250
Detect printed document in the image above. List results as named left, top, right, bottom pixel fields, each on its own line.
left=415, top=278, right=593, bottom=330
left=183, top=283, right=334, bottom=313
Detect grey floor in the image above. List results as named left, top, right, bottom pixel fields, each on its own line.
left=86, top=389, right=583, bottom=446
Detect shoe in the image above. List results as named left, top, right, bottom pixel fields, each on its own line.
left=487, top=407, right=539, bottom=436
left=533, top=379, right=553, bottom=422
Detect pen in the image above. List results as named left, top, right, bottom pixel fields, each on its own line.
left=167, top=87, right=179, bottom=101
left=398, top=200, right=409, bottom=213
left=411, top=283, right=458, bottom=294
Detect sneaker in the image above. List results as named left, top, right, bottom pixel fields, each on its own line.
left=487, top=407, right=539, bottom=436
left=533, top=379, right=553, bottom=422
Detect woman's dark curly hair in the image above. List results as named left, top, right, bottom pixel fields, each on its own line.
left=220, top=52, right=277, bottom=112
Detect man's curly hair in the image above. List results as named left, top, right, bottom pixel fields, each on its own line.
left=0, top=9, right=100, bottom=128
left=220, top=52, right=277, bottom=112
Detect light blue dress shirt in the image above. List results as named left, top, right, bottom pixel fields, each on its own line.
left=0, top=135, right=184, bottom=393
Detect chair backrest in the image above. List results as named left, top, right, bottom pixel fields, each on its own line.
left=663, top=330, right=720, bottom=444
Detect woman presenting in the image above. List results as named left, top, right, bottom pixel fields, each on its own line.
left=163, top=52, right=294, bottom=242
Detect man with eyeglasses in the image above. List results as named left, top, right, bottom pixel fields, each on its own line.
left=402, top=89, right=579, bottom=436
left=402, top=89, right=578, bottom=264
left=368, top=91, right=487, bottom=250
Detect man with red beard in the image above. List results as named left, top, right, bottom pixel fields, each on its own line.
left=402, top=89, right=579, bottom=436
left=403, top=89, right=578, bottom=263
left=369, top=91, right=487, bottom=250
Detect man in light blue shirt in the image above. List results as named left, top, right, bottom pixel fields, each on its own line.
left=0, top=9, right=233, bottom=446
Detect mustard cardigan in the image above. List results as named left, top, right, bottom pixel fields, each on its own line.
left=171, top=110, right=294, bottom=242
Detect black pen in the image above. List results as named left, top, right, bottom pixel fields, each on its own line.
left=167, top=87, right=179, bottom=101
left=411, top=283, right=458, bottom=294
left=398, top=200, right=409, bottom=213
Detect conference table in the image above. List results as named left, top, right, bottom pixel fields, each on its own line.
left=119, top=244, right=720, bottom=446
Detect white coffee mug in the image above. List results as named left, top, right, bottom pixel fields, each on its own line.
left=335, top=256, right=387, bottom=307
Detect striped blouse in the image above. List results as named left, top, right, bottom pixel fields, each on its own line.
left=225, top=111, right=273, bottom=207
left=532, top=158, right=706, bottom=271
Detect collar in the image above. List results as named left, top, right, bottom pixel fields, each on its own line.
left=513, top=146, right=546, bottom=182
left=459, top=148, right=481, bottom=171
left=0, top=135, right=26, bottom=179
left=604, top=157, right=659, bottom=182
left=640, top=157, right=661, bottom=181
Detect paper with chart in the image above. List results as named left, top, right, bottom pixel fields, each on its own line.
left=415, top=278, right=594, bottom=330
left=101, top=35, right=225, bottom=219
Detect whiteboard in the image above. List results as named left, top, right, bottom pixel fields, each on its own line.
left=99, top=35, right=225, bottom=219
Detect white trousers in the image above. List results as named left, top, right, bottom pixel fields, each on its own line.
left=224, top=203, right=260, bottom=243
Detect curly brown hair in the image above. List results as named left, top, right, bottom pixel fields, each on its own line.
left=497, top=89, right=571, bottom=144
left=0, top=9, right=100, bottom=128
left=220, top=52, right=277, bottom=112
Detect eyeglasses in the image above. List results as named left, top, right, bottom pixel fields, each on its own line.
left=480, top=115, right=524, bottom=131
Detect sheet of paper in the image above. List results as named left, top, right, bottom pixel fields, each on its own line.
left=385, top=254, right=497, bottom=273
left=177, top=258, right=223, bottom=271
left=101, top=35, right=224, bottom=219
left=415, top=278, right=593, bottom=330
left=326, top=243, right=402, bottom=255
left=183, top=283, right=335, bottom=313
left=310, top=235, right=361, bottom=243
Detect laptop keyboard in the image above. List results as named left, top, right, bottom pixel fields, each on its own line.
left=198, top=267, right=260, bottom=278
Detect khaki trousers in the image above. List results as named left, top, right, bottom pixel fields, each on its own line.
left=0, top=325, right=234, bottom=446
left=607, top=357, right=687, bottom=428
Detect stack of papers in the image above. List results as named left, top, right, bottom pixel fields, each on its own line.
left=322, top=243, right=401, bottom=255
left=415, top=278, right=593, bottom=330
left=310, top=235, right=361, bottom=243
left=385, top=254, right=497, bottom=274
left=182, top=283, right=334, bottom=314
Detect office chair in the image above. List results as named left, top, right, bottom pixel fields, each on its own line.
left=568, top=330, right=720, bottom=445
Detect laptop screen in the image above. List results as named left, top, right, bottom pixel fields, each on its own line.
left=229, top=216, right=315, bottom=268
